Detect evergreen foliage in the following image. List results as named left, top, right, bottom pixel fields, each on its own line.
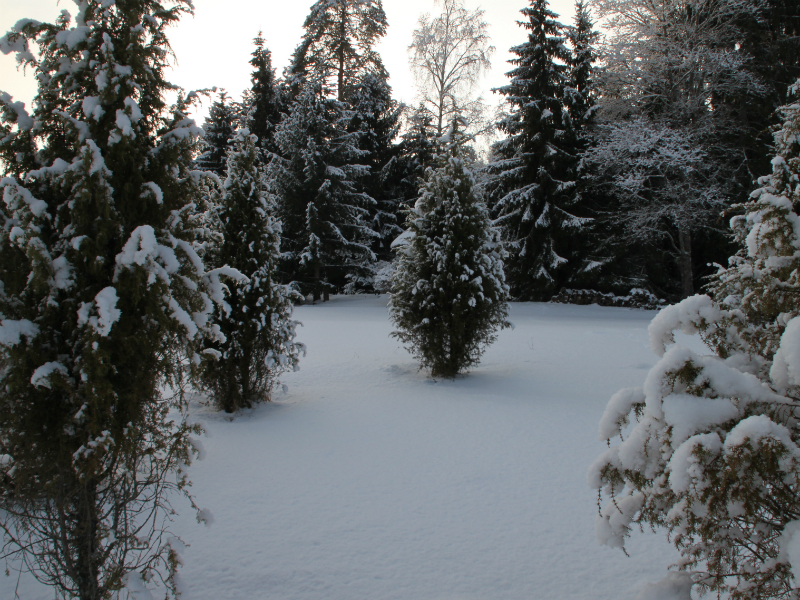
left=347, top=73, right=404, bottom=265
left=389, top=152, right=510, bottom=378
left=398, top=105, right=439, bottom=196
left=731, top=0, right=800, bottom=179
left=0, top=1, right=236, bottom=597
left=244, top=32, right=283, bottom=157
left=289, top=0, right=388, bottom=101
left=196, top=91, right=238, bottom=177
left=565, top=0, right=598, bottom=136
left=590, top=83, right=800, bottom=599
left=486, top=0, right=585, bottom=301
left=270, top=84, right=377, bottom=300
left=200, top=130, right=304, bottom=413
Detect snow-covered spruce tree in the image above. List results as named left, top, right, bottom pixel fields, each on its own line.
left=196, top=91, right=238, bottom=177
left=270, top=83, right=377, bottom=300
left=0, top=3, right=236, bottom=598
left=243, top=32, right=284, bottom=158
left=289, top=0, right=388, bottom=101
left=200, top=130, right=304, bottom=413
left=399, top=104, right=439, bottom=196
left=589, top=84, right=800, bottom=599
left=389, top=147, right=510, bottom=378
left=347, top=73, right=404, bottom=268
left=565, top=0, right=598, bottom=135
left=486, top=0, right=586, bottom=301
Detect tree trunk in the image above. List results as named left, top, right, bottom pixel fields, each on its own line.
left=678, top=226, right=693, bottom=298
left=313, top=265, right=321, bottom=302
left=76, top=480, right=100, bottom=600
left=337, top=4, right=346, bottom=101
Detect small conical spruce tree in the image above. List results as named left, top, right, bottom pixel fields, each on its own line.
left=201, top=129, right=305, bottom=412
left=389, top=145, right=510, bottom=378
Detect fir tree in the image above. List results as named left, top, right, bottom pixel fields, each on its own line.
left=196, top=91, right=238, bottom=177
left=0, top=2, right=234, bottom=597
left=244, top=32, right=283, bottom=157
left=270, top=84, right=377, bottom=300
left=289, top=0, right=388, bottom=101
left=590, top=82, right=800, bottom=599
left=200, top=130, right=304, bottom=413
left=486, top=0, right=586, bottom=301
left=389, top=150, right=510, bottom=378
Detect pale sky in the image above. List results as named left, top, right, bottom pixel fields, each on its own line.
left=0, top=0, right=577, bottom=123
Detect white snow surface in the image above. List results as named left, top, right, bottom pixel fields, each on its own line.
left=635, top=572, right=694, bottom=600
left=3, top=296, right=700, bottom=600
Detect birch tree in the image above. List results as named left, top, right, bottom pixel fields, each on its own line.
left=408, top=0, right=494, bottom=137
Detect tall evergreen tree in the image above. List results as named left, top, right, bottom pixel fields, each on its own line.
left=565, top=0, right=599, bottom=136
left=0, top=2, right=234, bottom=597
left=289, top=0, right=388, bottom=101
left=196, top=91, right=238, bottom=177
left=270, top=84, right=377, bottom=300
left=347, top=73, right=404, bottom=265
left=390, top=149, right=510, bottom=378
left=244, top=32, right=283, bottom=157
left=200, top=130, right=304, bottom=413
left=563, top=0, right=602, bottom=290
left=486, top=0, right=585, bottom=300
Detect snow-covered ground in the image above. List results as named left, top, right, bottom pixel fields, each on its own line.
left=4, top=295, right=705, bottom=600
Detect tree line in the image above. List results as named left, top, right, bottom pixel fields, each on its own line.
left=198, top=0, right=800, bottom=306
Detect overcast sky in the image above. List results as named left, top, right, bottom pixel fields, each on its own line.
left=1, top=0, right=577, bottom=122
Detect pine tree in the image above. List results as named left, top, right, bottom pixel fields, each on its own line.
left=486, top=0, right=585, bottom=301
left=389, top=150, right=510, bottom=378
left=196, top=91, right=238, bottom=177
left=244, top=32, right=283, bottom=157
left=289, top=0, right=388, bottom=101
left=590, top=82, right=800, bottom=599
left=270, top=83, right=377, bottom=300
left=0, top=2, right=234, bottom=598
left=200, top=130, right=304, bottom=413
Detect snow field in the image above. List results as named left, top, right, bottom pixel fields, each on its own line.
left=3, top=295, right=701, bottom=600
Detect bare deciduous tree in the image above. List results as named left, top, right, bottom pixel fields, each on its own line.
left=585, top=118, right=729, bottom=298
left=408, top=0, right=494, bottom=137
